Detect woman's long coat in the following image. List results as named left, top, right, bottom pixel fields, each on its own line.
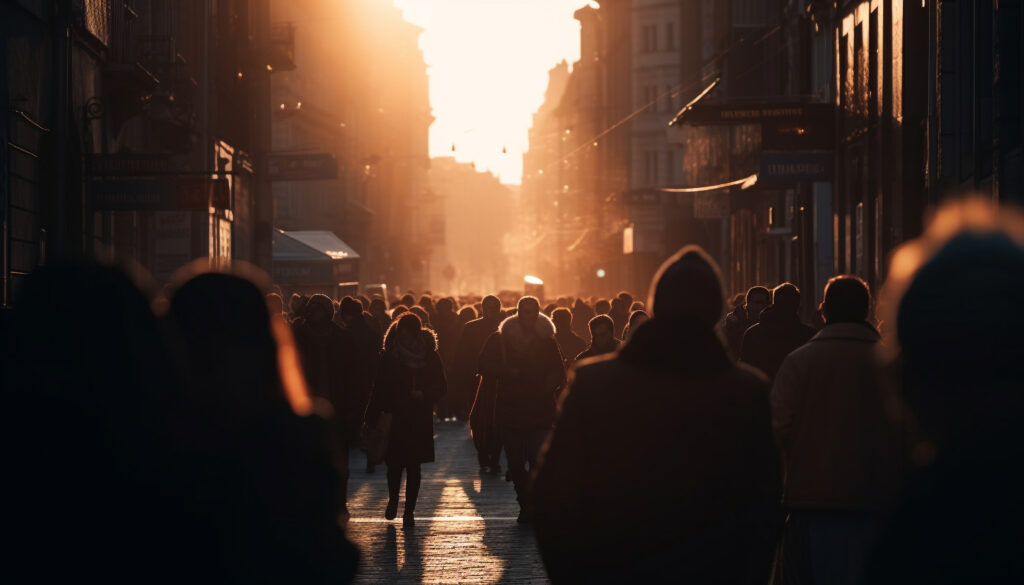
left=366, top=329, right=446, bottom=465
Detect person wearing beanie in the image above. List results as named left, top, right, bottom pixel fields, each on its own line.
left=293, top=292, right=359, bottom=518
left=533, top=245, right=781, bottom=584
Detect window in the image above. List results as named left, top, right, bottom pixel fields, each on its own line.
left=644, top=151, right=660, bottom=185
left=641, top=24, right=658, bottom=52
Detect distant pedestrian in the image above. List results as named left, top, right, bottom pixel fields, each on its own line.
left=724, top=286, right=769, bottom=359
left=740, top=283, right=814, bottom=379
left=551, top=307, right=586, bottom=368
left=772, top=275, right=904, bottom=584
left=479, top=296, right=565, bottom=522
left=570, top=298, right=595, bottom=340
left=365, top=314, right=446, bottom=528
left=574, top=314, right=620, bottom=362
left=534, top=245, right=781, bottom=583
left=293, top=294, right=359, bottom=515
left=621, top=309, right=648, bottom=342
left=458, top=295, right=504, bottom=469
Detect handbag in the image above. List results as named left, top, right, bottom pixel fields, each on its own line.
left=361, top=412, right=392, bottom=464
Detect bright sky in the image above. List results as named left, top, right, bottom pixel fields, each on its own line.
left=394, top=0, right=592, bottom=184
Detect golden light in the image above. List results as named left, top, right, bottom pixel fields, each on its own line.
left=524, top=275, right=544, bottom=285
left=394, top=1, right=590, bottom=184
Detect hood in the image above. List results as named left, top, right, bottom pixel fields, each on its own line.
left=619, top=317, right=731, bottom=376
left=383, top=325, right=438, bottom=353
left=499, top=312, right=556, bottom=348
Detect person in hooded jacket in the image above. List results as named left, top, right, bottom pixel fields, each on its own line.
left=739, top=283, right=815, bottom=380
left=574, top=314, right=621, bottom=362
left=365, top=313, right=447, bottom=528
left=533, top=245, right=781, bottom=584
left=479, top=296, right=565, bottom=522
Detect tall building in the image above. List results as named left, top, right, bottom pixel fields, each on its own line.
left=1, top=0, right=277, bottom=300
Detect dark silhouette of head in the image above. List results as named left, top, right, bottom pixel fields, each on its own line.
left=304, top=293, right=335, bottom=324
left=436, top=297, right=454, bottom=314
left=588, top=314, right=615, bottom=348
left=266, top=293, right=284, bottom=315
left=647, top=245, right=724, bottom=327
left=400, top=293, right=416, bottom=307
left=821, top=276, right=871, bottom=323
left=517, top=296, right=541, bottom=332
left=551, top=307, right=573, bottom=331
left=745, top=286, right=770, bottom=319
left=418, top=295, right=435, bottom=312
left=629, top=300, right=645, bottom=312
left=458, top=305, right=477, bottom=323
left=386, top=312, right=424, bottom=347
left=595, top=299, right=611, bottom=314
left=339, top=296, right=363, bottom=323
left=628, top=309, right=649, bottom=329
left=409, top=305, right=430, bottom=326
left=770, top=283, right=800, bottom=314
left=617, top=291, right=633, bottom=306
left=482, top=294, right=501, bottom=319
left=370, top=297, right=388, bottom=314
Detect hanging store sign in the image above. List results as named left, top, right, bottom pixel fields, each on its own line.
left=86, top=154, right=177, bottom=176
left=87, top=178, right=230, bottom=211
left=758, top=151, right=834, bottom=184
left=266, top=153, right=338, bottom=181
left=681, top=103, right=835, bottom=126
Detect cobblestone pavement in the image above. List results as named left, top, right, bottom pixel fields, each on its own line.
left=346, top=422, right=551, bottom=584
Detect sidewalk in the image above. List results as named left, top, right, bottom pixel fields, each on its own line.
left=346, top=422, right=551, bottom=584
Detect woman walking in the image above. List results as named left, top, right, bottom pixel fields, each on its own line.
left=366, top=313, right=447, bottom=528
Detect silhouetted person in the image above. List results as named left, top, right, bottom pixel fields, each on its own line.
left=865, top=203, right=1024, bottom=584
left=621, top=309, right=649, bottom=341
left=339, top=296, right=382, bottom=472
left=724, top=286, right=769, bottom=359
left=167, top=267, right=358, bottom=583
left=369, top=296, right=391, bottom=338
left=433, top=297, right=460, bottom=419
left=595, top=298, right=611, bottom=315
left=365, top=313, right=446, bottom=528
left=740, top=283, right=815, bottom=379
left=267, top=292, right=285, bottom=316
left=551, top=307, right=586, bottom=368
left=289, top=292, right=309, bottom=323
left=609, top=291, right=632, bottom=337
left=293, top=293, right=359, bottom=515
left=460, top=295, right=504, bottom=470
left=418, top=295, right=437, bottom=326
left=479, top=296, right=565, bottom=522
left=575, top=314, right=620, bottom=362
left=570, top=297, right=595, bottom=339
left=5, top=260, right=193, bottom=583
left=772, top=275, right=903, bottom=584
left=533, top=246, right=781, bottom=584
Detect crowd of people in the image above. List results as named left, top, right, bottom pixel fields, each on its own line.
left=2, top=198, right=1022, bottom=584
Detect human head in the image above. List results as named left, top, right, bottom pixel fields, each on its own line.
left=458, top=306, right=477, bottom=322
left=409, top=305, right=430, bottom=326
left=617, top=291, right=633, bottom=306
left=436, top=297, right=454, bottom=314
left=266, top=293, right=284, bottom=315
left=339, top=296, right=363, bottom=323
left=305, top=293, right=335, bottom=324
left=745, top=286, right=770, bottom=320
left=771, top=283, right=801, bottom=314
left=588, top=314, right=615, bottom=348
left=551, top=307, right=573, bottom=331
left=517, top=296, right=541, bottom=331
left=628, top=309, right=649, bottom=329
left=821, top=276, right=871, bottom=323
left=369, top=297, right=387, bottom=315
left=595, top=299, right=611, bottom=315
left=647, top=245, right=724, bottom=327
left=482, top=294, right=501, bottom=319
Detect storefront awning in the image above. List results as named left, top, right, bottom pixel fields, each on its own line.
left=272, top=229, right=360, bottom=284
left=668, top=76, right=721, bottom=127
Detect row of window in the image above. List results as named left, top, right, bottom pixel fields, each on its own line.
left=640, top=85, right=679, bottom=113
left=641, top=150, right=678, bottom=186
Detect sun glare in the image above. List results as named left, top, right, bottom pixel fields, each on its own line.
left=394, top=0, right=591, bottom=184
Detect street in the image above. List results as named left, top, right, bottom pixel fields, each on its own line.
left=347, top=423, right=550, bottom=584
